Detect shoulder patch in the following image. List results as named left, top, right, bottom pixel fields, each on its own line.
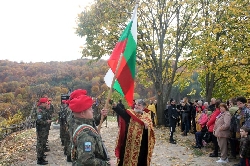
left=37, top=114, right=42, bottom=119
left=84, top=142, right=91, bottom=152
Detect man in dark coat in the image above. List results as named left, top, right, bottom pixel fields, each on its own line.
left=168, top=99, right=179, bottom=144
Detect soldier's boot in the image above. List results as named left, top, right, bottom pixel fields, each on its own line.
left=41, top=158, right=48, bottom=163
left=37, top=158, right=48, bottom=165
left=67, top=155, right=72, bottom=162
left=43, top=153, right=47, bottom=158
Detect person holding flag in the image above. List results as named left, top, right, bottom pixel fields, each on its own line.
left=103, top=1, right=156, bottom=165
left=112, top=99, right=155, bottom=166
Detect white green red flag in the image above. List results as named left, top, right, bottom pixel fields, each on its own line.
left=104, top=4, right=137, bottom=106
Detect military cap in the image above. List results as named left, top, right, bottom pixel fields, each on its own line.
left=70, top=89, right=87, bottom=100
left=69, top=95, right=93, bottom=113
left=39, top=98, right=48, bottom=103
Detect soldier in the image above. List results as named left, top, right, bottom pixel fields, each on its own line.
left=66, top=89, right=105, bottom=163
left=44, top=101, right=52, bottom=152
left=59, top=99, right=68, bottom=147
left=69, top=94, right=114, bottom=166
left=65, top=89, right=88, bottom=162
left=36, top=98, right=52, bottom=165
left=59, top=98, right=72, bottom=162
left=64, top=104, right=73, bottom=162
left=59, top=98, right=67, bottom=143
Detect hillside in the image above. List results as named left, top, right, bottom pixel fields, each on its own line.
left=0, top=59, right=153, bottom=132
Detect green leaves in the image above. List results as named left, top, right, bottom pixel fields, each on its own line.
left=188, top=0, right=250, bottom=100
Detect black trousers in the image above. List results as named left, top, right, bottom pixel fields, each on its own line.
left=191, top=115, right=196, bottom=132
left=210, top=132, right=219, bottom=155
left=229, top=133, right=239, bottom=157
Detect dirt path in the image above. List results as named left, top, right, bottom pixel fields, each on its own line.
left=0, top=120, right=239, bottom=166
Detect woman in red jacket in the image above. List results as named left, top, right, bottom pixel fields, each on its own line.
left=206, top=101, right=221, bottom=157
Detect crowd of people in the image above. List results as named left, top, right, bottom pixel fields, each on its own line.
left=34, top=89, right=155, bottom=165
left=167, top=96, right=250, bottom=165
left=33, top=90, right=250, bottom=166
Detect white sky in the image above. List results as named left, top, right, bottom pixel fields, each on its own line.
left=0, top=0, right=93, bottom=63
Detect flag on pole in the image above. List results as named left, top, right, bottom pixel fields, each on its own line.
left=104, top=4, right=137, bottom=106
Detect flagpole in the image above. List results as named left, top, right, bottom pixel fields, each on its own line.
left=97, top=2, right=139, bottom=134
left=97, top=53, right=123, bottom=133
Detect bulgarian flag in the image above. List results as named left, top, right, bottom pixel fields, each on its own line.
left=104, top=4, right=138, bottom=106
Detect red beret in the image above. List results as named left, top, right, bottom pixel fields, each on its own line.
left=39, top=98, right=48, bottom=103
left=70, top=89, right=87, bottom=100
left=69, top=95, right=93, bottom=113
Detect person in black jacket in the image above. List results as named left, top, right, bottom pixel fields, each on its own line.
left=181, top=97, right=190, bottom=136
left=168, top=99, right=179, bottom=144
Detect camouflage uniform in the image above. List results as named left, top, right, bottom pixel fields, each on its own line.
left=66, top=108, right=74, bottom=159
left=71, top=117, right=110, bottom=166
left=59, top=104, right=68, bottom=146
left=36, top=106, right=49, bottom=158
left=46, top=103, right=54, bottom=140
left=62, top=105, right=71, bottom=159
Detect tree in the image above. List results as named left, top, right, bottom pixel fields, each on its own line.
left=76, top=0, right=201, bottom=124
left=188, top=0, right=250, bottom=101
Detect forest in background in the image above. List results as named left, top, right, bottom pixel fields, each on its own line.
left=0, top=59, right=153, bottom=128
left=0, top=59, right=202, bottom=129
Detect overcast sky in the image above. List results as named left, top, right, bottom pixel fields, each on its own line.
left=0, top=0, right=93, bottom=63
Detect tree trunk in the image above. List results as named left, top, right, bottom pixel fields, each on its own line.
left=205, top=72, right=215, bottom=102
left=156, top=91, right=164, bottom=125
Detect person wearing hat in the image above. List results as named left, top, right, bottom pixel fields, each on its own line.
left=168, top=98, right=179, bottom=144
left=66, top=89, right=107, bottom=162
left=69, top=94, right=114, bottom=166
left=36, top=97, right=52, bottom=165
left=44, top=98, right=53, bottom=153
left=112, top=99, right=155, bottom=166
left=59, top=99, right=70, bottom=159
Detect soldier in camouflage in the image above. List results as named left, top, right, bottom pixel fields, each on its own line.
left=36, top=98, right=52, bottom=165
left=44, top=102, right=52, bottom=152
left=59, top=99, right=72, bottom=162
left=68, top=93, right=114, bottom=166
left=59, top=100, right=68, bottom=147
left=66, top=105, right=74, bottom=162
